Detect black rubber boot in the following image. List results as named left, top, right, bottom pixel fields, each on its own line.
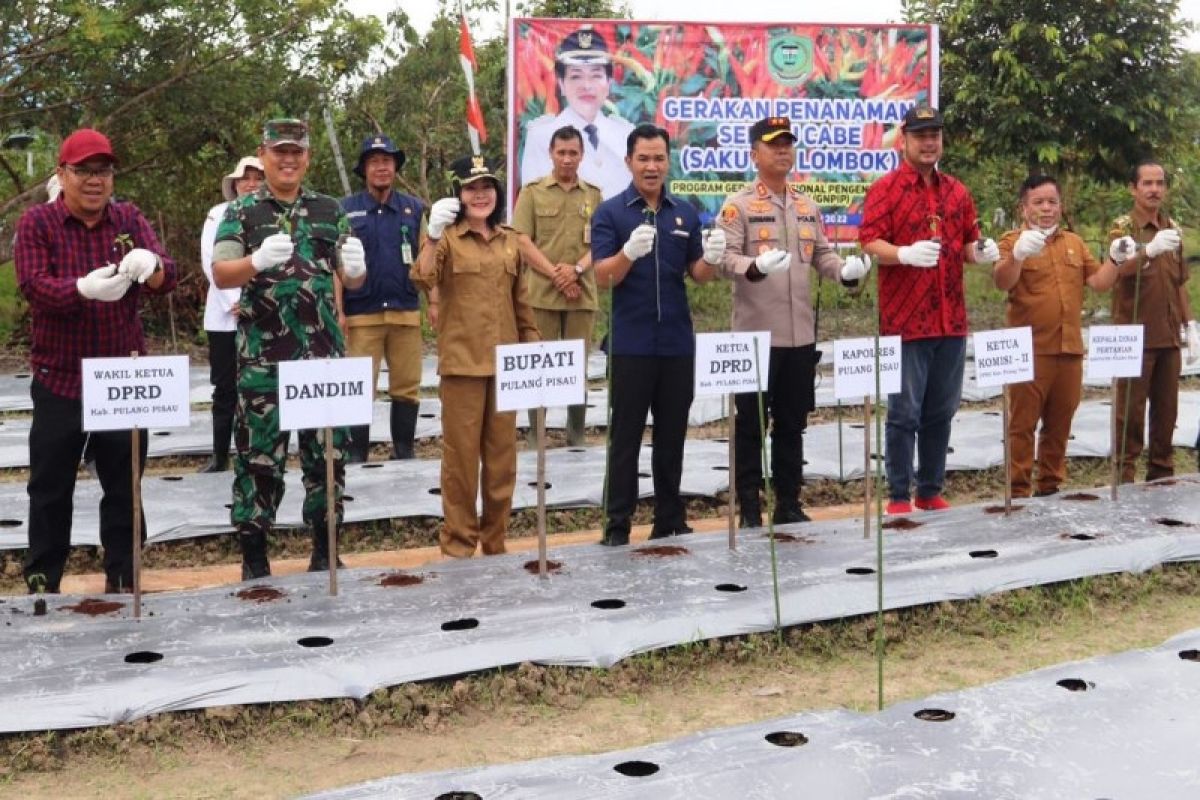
left=198, top=414, right=233, bottom=473
left=347, top=425, right=371, bottom=464
left=738, top=494, right=762, bottom=528
left=308, top=525, right=345, bottom=572
left=390, top=400, right=419, bottom=460
left=239, top=530, right=271, bottom=580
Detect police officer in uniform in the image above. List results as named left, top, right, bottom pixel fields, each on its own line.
left=341, top=134, right=428, bottom=461
left=212, top=119, right=367, bottom=579
left=413, top=156, right=540, bottom=558
left=717, top=116, right=869, bottom=526
left=520, top=26, right=634, bottom=199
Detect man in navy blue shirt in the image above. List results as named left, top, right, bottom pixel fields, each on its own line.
left=341, top=135, right=430, bottom=461
left=591, top=124, right=727, bottom=545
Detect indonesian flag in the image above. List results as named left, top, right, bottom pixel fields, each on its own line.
left=459, top=8, right=487, bottom=154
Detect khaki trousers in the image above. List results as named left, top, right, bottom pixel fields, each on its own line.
left=347, top=322, right=422, bottom=402
left=528, top=307, right=594, bottom=446
left=1115, top=347, right=1180, bottom=483
left=439, top=375, right=516, bottom=557
left=1007, top=354, right=1081, bottom=497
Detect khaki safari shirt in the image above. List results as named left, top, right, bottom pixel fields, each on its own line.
left=512, top=175, right=602, bottom=311
left=997, top=227, right=1103, bottom=355
left=413, top=221, right=539, bottom=376
left=716, top=178, right=843, bottom=347
left=1108, top=209, right=1187, bottom=349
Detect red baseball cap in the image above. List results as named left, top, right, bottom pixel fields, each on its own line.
left=58, top=129, right=117, bottom=166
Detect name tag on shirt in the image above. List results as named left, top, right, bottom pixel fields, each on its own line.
left=401, top=243, right=412, bottom=264
left=346, top=210, right=368, bottom=219
left=670, top=228, right=690, bottom=238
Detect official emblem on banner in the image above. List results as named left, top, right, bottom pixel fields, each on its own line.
left=768, top=33, right=814, bottom=86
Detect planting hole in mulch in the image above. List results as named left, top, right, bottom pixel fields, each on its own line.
left=523, top=559, right=562, bottom=575
left=0, top=519, right=22, bottom=527
left=434, top=793, right=482, bottom=800
left=882, top=517, right=923, bottom=530
left=63, top=598, right=124, bottom=616
left=715, top=583, right=747, bottom=593
left=124, top=651, right=163, bottom=664
left=526, top=481, right=551, bottom=490
left=152, top=431, right=170, bottom=437
left=344, top=495, right=354, bottom=502
left=591, top=598, right=626, bottom=610
left=1155, top=518, right=1190, bottom=527
left=567, top=448, right=586, bottom=453
left=632, top=545, right=690, bottom=558
left=441, top=618, right=479, bottom=632
left=1144, top=479, right=1178, bottom=488
left=914, top=708, right=955, bottom=722
left=969, top=550, right=999, bottom=559
left=637, top=472, right=651, bottom=478
left=771, top=533, right=815, bottom=543
left=1062, top=532, right=1099, bottom=541
left=236, top=586, right=284, bottom=603
left=984, top=504, right=1023, bottom=514
left=613, top=760, right=659, bottom=777
left=1062, top=493, right=1100, bottom=501
left=428, top=487, right=441, bottom=495
left=160, top=475, right=183, bottom=482
left=713, top=437, right=728, bottom=443
left=15, top=373, right=29, bottom=379
left=361, top=463, right=383, bottom=469
left=1178, top=649, right=1200, bottom=662
left=297, top=636, right=333, bottom=648
left=1057, top=678, right=1093, bottom=692
left=711, top=465, right=729, bottom=471
left=419, top=413, right=436, bottom=419
left=765, top=731, right=809, bottom=747
left=379, top=572, right=425, bottom=587
left=846, top=567, right=875, bottom=575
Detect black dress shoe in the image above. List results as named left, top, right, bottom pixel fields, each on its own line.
left=104, top=577, right=134, bottom=594
left=600, top=531, right=630, bottom=546
left=1033, top=487, right=1059, bottom=498
left=739, top=510, right=762, bottom=528
left=648, top=523, right=693, bottom=539
left=307, top=552, right=346, bottom=572
left=773, top=507, right=812, bottom=525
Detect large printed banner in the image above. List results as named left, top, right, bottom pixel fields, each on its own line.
left=509, top=18, right=938, bottom=240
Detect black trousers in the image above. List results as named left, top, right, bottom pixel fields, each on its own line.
left=207, top=330, right=237, bottom=424
left=604, top=356, right=693, bottom=537
left=25, top=380, right=147, bottom=592
left=734, top=344, right=815, bottom=505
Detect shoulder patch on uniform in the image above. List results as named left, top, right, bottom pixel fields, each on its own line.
left=720, top=204, right=739, bottom=223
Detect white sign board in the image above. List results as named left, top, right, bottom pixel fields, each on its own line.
left=82, top=355, right=191, bottom=432
left=973, top=327, right=1034, bottom=387
left=832, top=336, right=902, bottom=400
left=495, top=339, right=587, bottom=412
left=694, top=331, right=771, bottom=397
left=1086, top=325, right=1145, bottom=380
left=278, top=357, right=373, bottom=431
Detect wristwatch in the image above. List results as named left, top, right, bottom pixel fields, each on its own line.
left=574, top=263, right=585, bottom=276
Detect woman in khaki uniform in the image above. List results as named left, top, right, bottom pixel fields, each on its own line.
left=414, top=156, right=539, bottom=557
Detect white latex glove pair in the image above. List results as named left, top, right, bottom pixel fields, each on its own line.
left=622, top=224, right=656, bottom=260
left=896, top=238, right=997, bottom=267
left=249, top=234, right=367, bottom=279
left=1182, top=320, right=1200, bottom=366
left=1013, top=229, right=1050, bottom=261
left=1110, top=228, right=1182, bottom=265
left=77, top=264, right=131, bottom=302
left=427, top=198, right=461, bottom=241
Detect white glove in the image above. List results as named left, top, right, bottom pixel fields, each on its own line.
left=1109, top=235, right=1137, bottom=264
left=701, top=228, right=726, bottom=265
left=427, top=198, right=461, bottom=240
left=840, top=254, right=870, bottom=282
left=251, top=233, right=294, bottom=273
left=622, top=224, right=656, bottom=261
left=76, top=264, right=131, bottom=302
left=1185, top=321, right=1200, bottom=366
left=1145, top=227, right=1182, bottom=259
left=896, top=240, right=941, bottom=268
left=339, top=236, right=366, bottom=279
left=1012, top=229, right=1047, bottom=261
left=116, top=248, right=159, bottom=283
left=974, top=238, right=1000, bottom=263
left=754, top=248, right=791, bottom=275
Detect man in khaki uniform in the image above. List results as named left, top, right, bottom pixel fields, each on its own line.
left=717, top=116, right=869, bottom=527
left=994, top=175, right=1117, bottom=497
left=413, top=156, right=540, bottom=557
left=513, top=125, right=603, bottom=446
left=1108, top=159, right=1196, bottom=483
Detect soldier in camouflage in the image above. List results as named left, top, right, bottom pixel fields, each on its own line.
left=212, top=119, right=368, bottom=579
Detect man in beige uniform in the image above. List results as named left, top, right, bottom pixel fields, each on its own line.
left=513, top=125, right=603, bottom=446
left=1108, top=159, right=1196, bottom=482
left=717, top=116, right=869, bottom=526
left=414, top=156, right=540, bottom=557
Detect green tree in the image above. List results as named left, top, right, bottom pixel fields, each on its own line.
left=903, top=0, right=1197, bottom=181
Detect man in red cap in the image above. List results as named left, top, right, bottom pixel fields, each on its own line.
left=13, top=128, right=177, bottom=594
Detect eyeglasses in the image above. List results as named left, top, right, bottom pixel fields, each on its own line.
left=65, top=164, right=115, bottom=179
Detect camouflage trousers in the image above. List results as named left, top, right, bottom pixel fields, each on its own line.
left=231, top=360, right=348, bottom=535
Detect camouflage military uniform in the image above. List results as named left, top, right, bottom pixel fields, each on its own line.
left=213, top=185, right=351, bottom=537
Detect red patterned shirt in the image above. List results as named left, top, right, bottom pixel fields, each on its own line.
left=14, top=197, right=177, bottom=399
left=859, top=160, right=980, bottom=340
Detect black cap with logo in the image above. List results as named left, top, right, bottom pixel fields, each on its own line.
left=901, top=105, right=944, bottom=132
left=748, top=116, right=796, bottom=144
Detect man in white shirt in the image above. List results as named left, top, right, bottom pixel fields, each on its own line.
left=520, top=26, right=634, bottom=199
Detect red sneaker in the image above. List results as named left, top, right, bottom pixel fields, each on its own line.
left=885, top=499, right=914, bottom=515
left=914, top=495, right=951, bottom=511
